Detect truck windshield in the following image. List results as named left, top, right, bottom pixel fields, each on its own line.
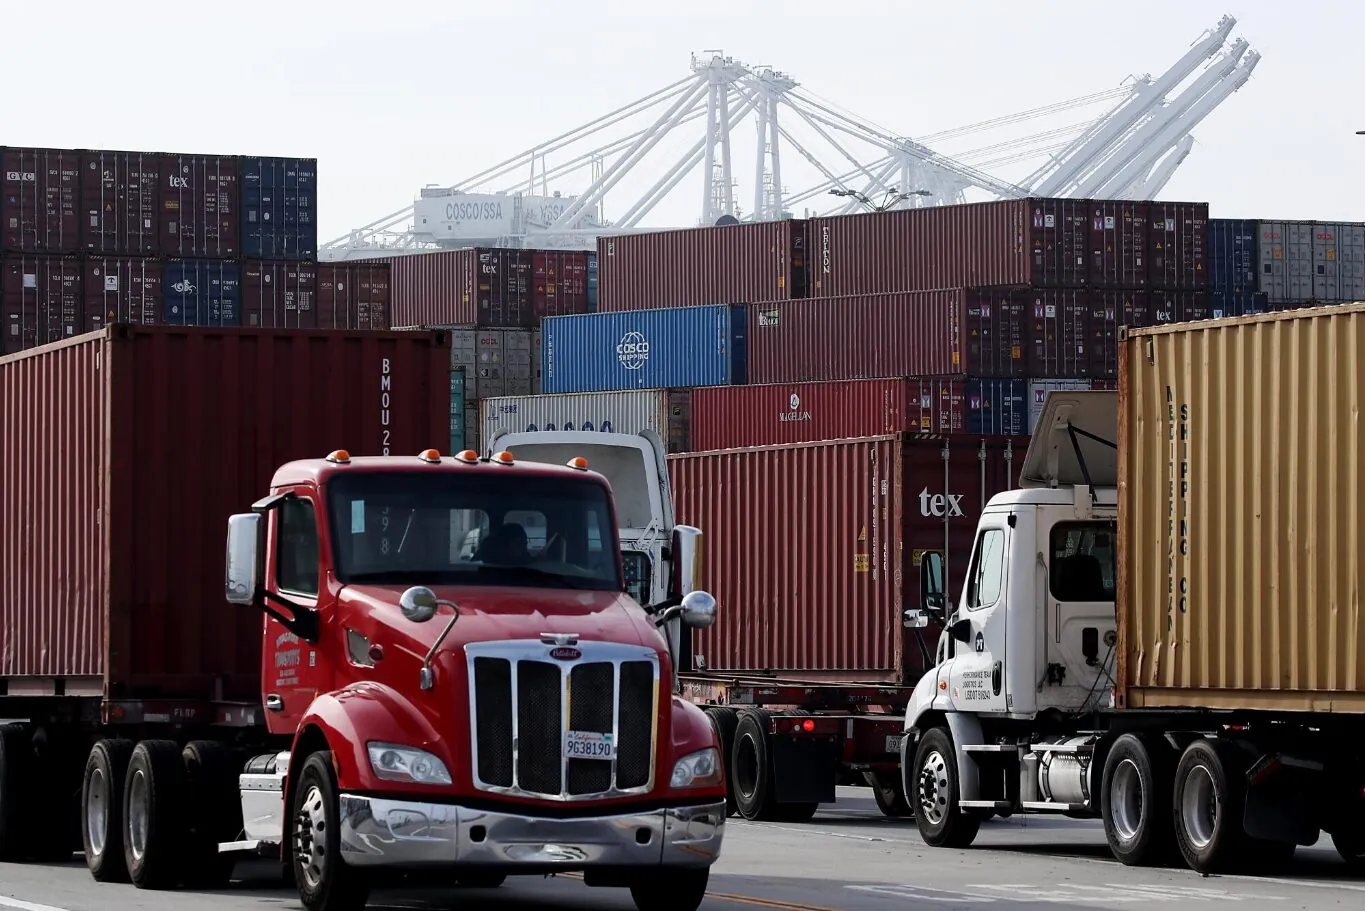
left=325, top=472, right=622, bottom=592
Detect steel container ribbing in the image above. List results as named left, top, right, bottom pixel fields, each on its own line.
left=1256, top=220, right=1314, bottom=305
left=1309, top=221, right=1365, bottom=303
left=0, top=325, right=452, bottom=697
left=530, top=250, right=592, bottom=320
left=240, top=156, right=318, bottom=261
left=242, top=260, right=319, bottom=329
left=162, top=259, right=241, bottom=327
left=79, top=150, right=162, bottom=256
left=541, top=303, right=747, bottom=393
left=1088, top=201, right=1151, bottom=288
left=158, top=154, right=240, bottom=257
left=1117, top=303, right=1365, bottom=713
left=595, top=220, right=807, bottom=311
left=447, top=327, right=541, bottom=399
left=2, top=147, right=81, bottom=254
left=1147, top=202, right=1209, bottom=290
left=315, top=263, right=391, bottom=330
left=376, top=248, right=537, bottom=329
left=84, top=256, right=163, bottom=331
left=479, top=389, right=693, bottom=453
left=1209, top=290, right=1269, bottom=320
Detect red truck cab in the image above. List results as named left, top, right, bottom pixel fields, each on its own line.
left=224, top=447, right=725, bottom=911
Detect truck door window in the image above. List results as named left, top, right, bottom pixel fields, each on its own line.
left=621, top=552, right=650, bottom=604
left=277, top=497, right=319, bottom=596
left=1048, top=522, right=1117, bottom=602
left=965, top=528, right=1005, bottom=611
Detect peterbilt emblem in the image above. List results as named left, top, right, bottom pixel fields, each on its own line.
left=549, top=647, right=582, bottom=661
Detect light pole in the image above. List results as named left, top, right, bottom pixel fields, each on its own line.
left=828, top=186, right=932, bottom=213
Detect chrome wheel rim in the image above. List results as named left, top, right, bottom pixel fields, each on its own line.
left=917, top=749, right=950, bottom=825
left=295, top=785, right=329, bottom=890
left=127, top=768, right=149, bottom=863
left=1180, top=763, right=1218, bottom=850
left=1110, top=758, right=1144, bottom=843
left=86, top=766, right=109, bottom=856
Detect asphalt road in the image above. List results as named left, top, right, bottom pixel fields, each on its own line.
left=4, top=787, right=1365, bottom=910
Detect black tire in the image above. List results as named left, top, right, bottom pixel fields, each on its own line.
left=731, top=709, right=777, bottom=821
left=0, top=723, right=32, bottom=862
left=455, top=872, right=507, bottom=888
left=1332, top=827, right=1365, bottom=872
left=82, top=738, right=134, bottom=882
left=1100, top=733, right=1176, bottom=866
left=30, top=730, right=84, bottom=862
left=124, top=739, right=191, bottom=889
left=705, top=706, right=740, bottom=816
left=1171, top=738, right=1249, bottom=874
left=181, top=741, right=243, bottom=888
left=911, top=727, right=980, bottom=848
left=629, top=867, right=710, bottom=911
left=291, top=751, right=370, bottom=911
left=864, top=769, right=913, bottom=818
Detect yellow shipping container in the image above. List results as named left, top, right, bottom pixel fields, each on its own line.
left=1116, top=303, right=1365, bottom=712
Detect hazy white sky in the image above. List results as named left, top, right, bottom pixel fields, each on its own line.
left=4, top=1, right=1353, bottom=244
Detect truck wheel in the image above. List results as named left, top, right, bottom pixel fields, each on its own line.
left=82, top=738, right=134, bottom=882
left=1172, top=738, right=1248, bottom=874
left=0, top=724, right=33, bottom=861
left=864, top=770, right=913, bottom=818
left=124, top=739, right=191, bottom=889
left=912, top=727, right=980, bottom=848
left=705, top=706, right=740, bottom=816
left=1331, top=827, right=1365, bottom=872
left=181, top=741, right=243, bottom=888
left=31, top=730, right=83, bottom=862
left=1101, top=733, right=1175, bottom=866
left=731, top=709, right=776, bottom=820
left=628, top=867, right=709, bottom=911
left=292, top=751, right=371, bottom=911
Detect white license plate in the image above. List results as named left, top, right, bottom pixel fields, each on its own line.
left=565, top=730, right=616, bottom=760
left=886, top=734, right=903, bottom=754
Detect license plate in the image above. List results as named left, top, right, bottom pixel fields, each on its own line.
left=885, top=734, right=903, bottom=755
left=565, top=730, right=616, bottom=760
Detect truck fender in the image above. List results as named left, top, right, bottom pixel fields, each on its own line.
left=292, top=681, right=450, bottom=793
left=942, top=712, right=985, bottom=804
left=670, top=697, right=722, bottom=756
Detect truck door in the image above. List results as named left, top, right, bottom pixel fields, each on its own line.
left=947, top=518, right=1010, bottom=714
left=261, top=489, right=329, bottom=734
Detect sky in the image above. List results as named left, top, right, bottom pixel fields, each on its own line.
left=3, top=1, right=1355, bottom=247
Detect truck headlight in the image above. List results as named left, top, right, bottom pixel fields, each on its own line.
left=670, top=747, right=722, bottom=789
left=366, top=742, right=452, bottom=785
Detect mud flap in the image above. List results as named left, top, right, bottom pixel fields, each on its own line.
left=771, top=736, right=838, bottom=804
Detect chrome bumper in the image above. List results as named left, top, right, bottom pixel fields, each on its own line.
left=337, top=795, right=725, bottom=869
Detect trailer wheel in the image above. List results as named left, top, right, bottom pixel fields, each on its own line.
left=628, top=867, right=709, bottom=911
left=912, top=727, right=980, bottom=848
left=124, top=739, right=191, bottom=889
left=0, top=724, right=33, bottom=861
left=864, top=770, right=913, bottom=818
left=1331, top=827, right=1365, bottom=872
left=704, top=706, right=740, bottom=817
left=82, top=738, right=134, bottom=882
left=30, top=729, right=84, bottom=862
left=181, top=741, right=244, bottom=888
left=292, top=751, right=371, bottom=911
left=1172, top=738, right=1248, bottom=874
left=731, top=709, right=778, bottom=821
left=1101, top=733, right=1176, bottom=866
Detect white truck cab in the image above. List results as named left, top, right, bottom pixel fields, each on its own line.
left=901, top=390, right=1122, bottom=847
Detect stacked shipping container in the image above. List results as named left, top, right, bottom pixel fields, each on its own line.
left=0, top=145, right=346, bottom=355
left=1206, top=217, right=1365, bottom=311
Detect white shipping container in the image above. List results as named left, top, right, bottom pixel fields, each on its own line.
left=480, top=389, right=692, bottom=454
left=412, top=192, right=602, bottom=244
left=1257, top=220, right=1315, bottom=304
left=449, top=327, right=541, bottom=400
left=1311, top=221, right=1365, bottom=302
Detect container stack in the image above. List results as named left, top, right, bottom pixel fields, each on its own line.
left=1207, top=218, right=1365, bottom=316
left=1, top=145, right=391, bottom=356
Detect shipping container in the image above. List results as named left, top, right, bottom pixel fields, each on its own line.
left=1207, top=218, right=1257, bottom=295
left=530, top=250, right=592, bottom=320
left=163, top=259, right=241, bottom=327
left=480, top=389, right=693, bottom=454
left=587, top=252, right=599, bottom=311
left=2, top=147, right=80, bottom=254
left=159, top=153, right=239, bottom=257
left=1209, top=290, right=1268, bottom=320
left=240, top=156, right=317, bottom=261
left=668, top=434, right=1024, bottom=681
left=374, top=247, right=537, bottom=328
left=0, top=324, right=452, bottom=697
left=1026, top=378, right=1117, bottom=434
left=462, top=401, right=479, bottom=456
left=79, top=150, right=162, bottom=256
left=1088, top=201, right=1150, bottom=288
left=1117, top=302, right=1365, bottom=713
left=1148, top=201, right=1209, bottom=290
left=1256, top=220, right=1314, bottom=305
left=1, top=254, right=83, bottom=353
left=449, top=367, right=466, bottom=453
left=595, top=220, right=808, bottom=311
left=447, top=326, right=541, bottom=399
left=315, top=262, right=390, bottom=330
left=688, top=377, right=1029, bottom=449
left=542, top=303, right=747, bottom=393
left=242, top=260, right=318, bottom=329
left=747, top=289, right=1025, bottom=383
left=84, top=256, right=163, bottom=331
left=1309, top=221, right=1365, bottom=303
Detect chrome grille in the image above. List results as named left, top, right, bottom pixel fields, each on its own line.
left=467, top=641, right=660, bottom=801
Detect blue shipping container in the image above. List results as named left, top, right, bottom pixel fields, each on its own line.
left=450, top=367, right=467, bottom=453
left=241, top=157, right=318, bottom=260
left=1210, top=290, right=1269, bottom=320
left=542, top=304, right=747, bottom=394
left=1208, top=219, right=1258, bottom=295
left=965, top=378, right=1027, bottom=436
left=163, top=259, right=242, bottom=326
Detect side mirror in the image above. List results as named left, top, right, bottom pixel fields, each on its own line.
left=399, top=586, right=440, bottom=624
left=225, top=514, right=264, bottom=605
left=668, top=525, right=703, bottom=601
left=920, top=550, right=947, bottom=617
left=680, top=590, right=717, bottom=629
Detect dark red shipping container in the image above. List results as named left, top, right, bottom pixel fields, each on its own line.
left=84, top=256, right=163, bottom=331
left=242, top=260, right=318, bottom=329
left=1, top=255, right=84, bottom=353
left=315, top=262, right=391, bottom=330
left=1148, top=201, right=1208, bottom=290
left=1089, top=200, right=1150, bottom=288
left=2, top=147, right=80, bottom=254
left=668, top=433, right=1024, bottom=682
left=0, top=325, right=451, bottom=700
left=159, top=153, right=239, bottom=257
left=80, top=150, right=162, bottom=255
left=747, top=288, right=1028, bottom=384
left=531, top=250, right=591, bottom=320
left=368, top=248, right=541, bottom=328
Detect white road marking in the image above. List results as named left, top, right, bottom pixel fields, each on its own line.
left=0, top=896, right=77, bottom=911
left=848, top=882, right=1290, bottom=904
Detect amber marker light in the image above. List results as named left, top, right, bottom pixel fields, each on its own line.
left=492, top=450, right=516, bottom=465
left=567, top=456, right=589, bottom=471
left=418, top=449, right=441, bottom=463
left=456, top=450, right=480, bottom=464
left=326, top=449, right=351, bottom=463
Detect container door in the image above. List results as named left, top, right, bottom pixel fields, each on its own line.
left=946, top=519, right=1010, bottom=714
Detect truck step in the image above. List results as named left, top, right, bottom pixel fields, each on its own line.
left=959, top=800, right=1014, bottom=811
left=963, top=743, right=1018, bottom=754
left=1019, top=800, right=1088, bottom=813
left=1029, top=742, right=1094, bottom=755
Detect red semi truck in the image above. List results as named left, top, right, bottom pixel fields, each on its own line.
left=0, top=326, right=726, bottom=911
